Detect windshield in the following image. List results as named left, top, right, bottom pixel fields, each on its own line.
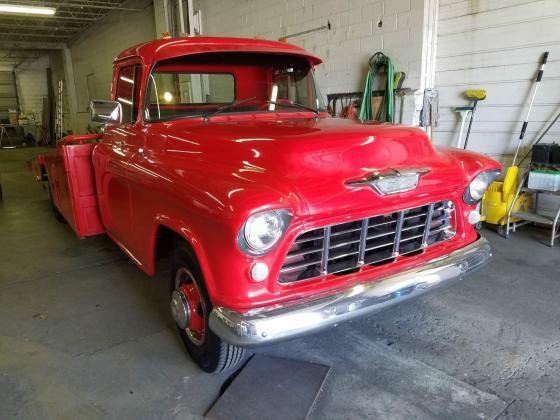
left=144, top=53, right=326, bottom=121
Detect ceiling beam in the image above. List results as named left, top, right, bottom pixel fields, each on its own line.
left=0, top=23, right=80, bottom=32
left=0, top=19, right=82, bottom=28
left=8, top=1, right=142, bottom=12
left=0, top=32, right=69, bottom=39
left=0, top=15, right=102, bottom=22
left=0, top=41, right=66, bottom=50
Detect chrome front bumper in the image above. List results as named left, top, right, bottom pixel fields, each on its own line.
left=209, top=236, right=492, bottom=347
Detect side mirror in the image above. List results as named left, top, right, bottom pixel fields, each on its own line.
left=90, top=100, right=122, bottom=123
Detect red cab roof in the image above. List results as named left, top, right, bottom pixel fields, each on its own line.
left=115, top=36, right=323, bottom=66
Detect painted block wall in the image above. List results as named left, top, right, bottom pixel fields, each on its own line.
left=192, top=0, right=426, bottom=122
left=432, top=0, right=560, bottom=164
left=68, top=0, right=156, bottom=133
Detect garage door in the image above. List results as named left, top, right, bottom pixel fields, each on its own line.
left=0, top=71, right=19, bottom=122
left=432, top=0, right=560, bottom=165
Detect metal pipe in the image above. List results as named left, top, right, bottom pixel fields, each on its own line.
left=187, top=0, right=195, bottom=35
left=12, top=0, right=143, bottom=11
left=177, top=0, right=185, bottom=34
left=512, top=52, right=549, bottom=165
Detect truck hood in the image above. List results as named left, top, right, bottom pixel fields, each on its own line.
left=156, top=117, right=494, bottom=215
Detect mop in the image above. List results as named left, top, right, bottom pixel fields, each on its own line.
left=481, top=51, right=549, bottom=230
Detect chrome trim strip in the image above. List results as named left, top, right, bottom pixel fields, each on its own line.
left=209, top=236, right=493, bottom=347
left=320, top=226, right=331, bottom=275
left=392, top=211, right=405, bottom=257
left=358, top=218, right=369, bottom=265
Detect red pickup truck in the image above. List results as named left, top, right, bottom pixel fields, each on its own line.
left=38, top=36, right=501, bottom=373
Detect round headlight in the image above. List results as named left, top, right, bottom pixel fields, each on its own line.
left=240, top=209, right=291, bottom=254
left=463, top=170, right=501, bottom=204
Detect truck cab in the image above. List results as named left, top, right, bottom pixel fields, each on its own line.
left=40, top=37, right=501, bottom=373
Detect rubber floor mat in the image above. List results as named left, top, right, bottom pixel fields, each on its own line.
left=205, top=354, right=330, bottom=420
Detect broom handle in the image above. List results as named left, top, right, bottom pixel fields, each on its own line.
left=512, top=51, right=549, bottom=165
left=463, top=100, right=477, bottom=149
left=518, top=107, right=560, bottom=165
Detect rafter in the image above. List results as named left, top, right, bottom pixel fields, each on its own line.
left=0, top=32, right=69, bottom=39
left=11, top=0, right=142, bottom=11
left=0, top=23, right=80, bottom=32
left=0, top=0, right=133, bottom=43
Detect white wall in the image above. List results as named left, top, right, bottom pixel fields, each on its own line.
left=193, top=0, right=426, bottom=120
left=14, top=55, right=50, bottom=125
left=432, top=0, right=560, bottom=164
left=68, top=0, right=156, bottom=133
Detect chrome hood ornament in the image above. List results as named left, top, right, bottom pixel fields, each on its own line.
left=346, top=168, right=430, bottom=195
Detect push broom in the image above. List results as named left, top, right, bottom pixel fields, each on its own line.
left=460, top=89, right=486, bottom=150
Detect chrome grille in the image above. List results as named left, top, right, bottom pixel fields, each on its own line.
left=279, top=201, right=455, bottom=284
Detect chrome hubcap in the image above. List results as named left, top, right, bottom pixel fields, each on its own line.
left=170, top=290, right=190, bottom=329
left=174, top=268, right=206, bottom=346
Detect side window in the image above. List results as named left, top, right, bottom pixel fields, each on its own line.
left=116, top=65, right=142, bottom=124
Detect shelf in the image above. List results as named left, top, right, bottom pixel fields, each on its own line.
left=511, top=212, right=555, bottom=225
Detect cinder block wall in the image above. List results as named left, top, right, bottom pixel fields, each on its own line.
left=193, top=0, right=426, bottom=110
left=68, top=0, right=156, bottom=133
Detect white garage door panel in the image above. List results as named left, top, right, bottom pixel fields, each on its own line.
left=439, top=0, right=532, bottom=20
left=433, top=0, right=560, bottom=164
left=433, top=130, right=558, bottom=156
left=437, top=105, right=560, bottom=124
left=437, top=81, right=559, bottom=106
left=437, top=42, right=560, bottom=71
left=439, top=0, right=557, bottom=34
left=437, top=17, right=560, bottom=56
left=435, top=131, right=526, bottom=155
left=437, top=61, right=560, bottom=86
left=0, top=71, right=18, bottom=120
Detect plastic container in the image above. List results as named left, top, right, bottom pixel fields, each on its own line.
left=536, top=191, right=560, bottom=218
left=528, top=170, right=560, bottom=191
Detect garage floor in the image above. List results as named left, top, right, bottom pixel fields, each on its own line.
left=1, top=148, right=559, bottom=419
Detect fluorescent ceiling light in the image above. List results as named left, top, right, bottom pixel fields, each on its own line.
left=0, top=4, right=56, bottom=16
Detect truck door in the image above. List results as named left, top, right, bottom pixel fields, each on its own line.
left=94, top=63, right=144, bottom=248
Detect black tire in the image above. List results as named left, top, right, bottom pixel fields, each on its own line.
left=170, top=242, right=245, bottom=373
left=48, top=184, right=66, bottom=223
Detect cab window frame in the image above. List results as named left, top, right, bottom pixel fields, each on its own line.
left=114, top=63, right=143, bottom=125
left=144, top=69, right=236, bottom=122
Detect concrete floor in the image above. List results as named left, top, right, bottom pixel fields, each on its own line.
left=1, top=147, right=559, bottom=419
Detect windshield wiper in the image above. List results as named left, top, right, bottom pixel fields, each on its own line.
left=203, top=96, right=256, bottom=121
left=266, top=100, right=320, bottom=116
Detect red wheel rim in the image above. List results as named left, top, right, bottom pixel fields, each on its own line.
left=175, top=268, right=206, bottom=345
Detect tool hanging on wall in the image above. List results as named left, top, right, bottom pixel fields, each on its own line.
left=420, top=88, right=439, bottom=128
left=512, top=51, right=549, bottom=165
left=279, top=20, right=331, bottom=41
left=358, top=52, right=394, bottom=123
left=454, top=106, right=471, bottom=147
left=460, top=89, right=486, bottom=149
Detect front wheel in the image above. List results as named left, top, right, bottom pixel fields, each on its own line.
left=170, top=243, right=245, bottom=373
